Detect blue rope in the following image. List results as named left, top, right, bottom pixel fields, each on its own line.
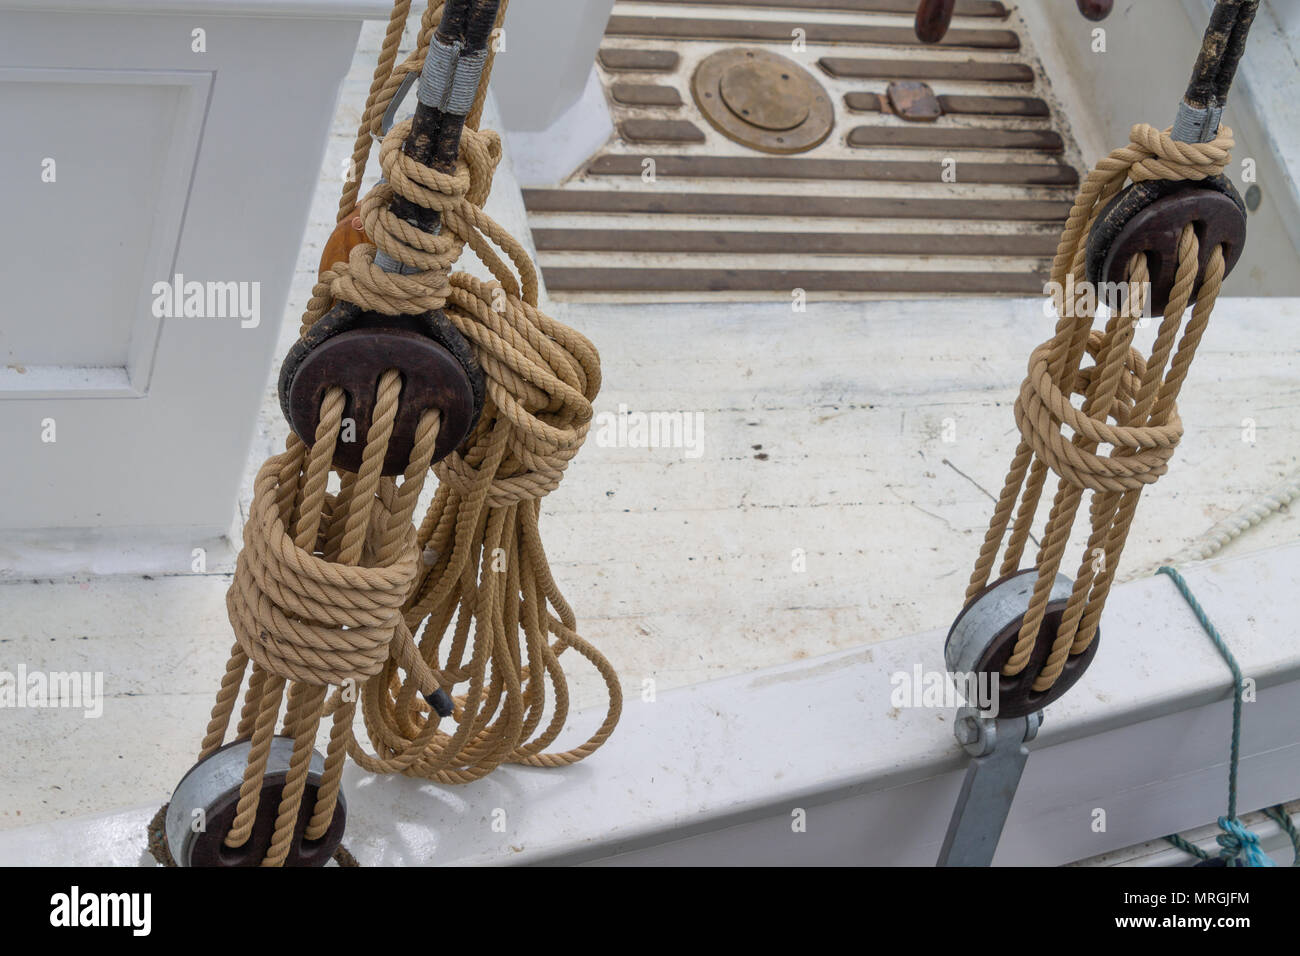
left=1264, top=806, right=1300, bottom=866
left=1157, top=566, right=1276, bottom=867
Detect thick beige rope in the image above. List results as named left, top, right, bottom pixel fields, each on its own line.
left=968, top=123, right=1233, bottom=693
left=193, top=0, right=618, bottom=865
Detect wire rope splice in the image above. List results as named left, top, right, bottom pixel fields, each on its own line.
left=163, top=0, right=620, bottom=868
left=937, top=0, right=1258, bottom=867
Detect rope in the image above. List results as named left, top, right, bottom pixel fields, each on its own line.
left=1264, top=806, right=1300, bottom=865
left=1124, top=470, right=1300, bottom=580
left=967, top=123, right=1234, bottom=694
left=184, top=0, right=620, bottom=865
left=1156, top=566, right=1277, bottom=866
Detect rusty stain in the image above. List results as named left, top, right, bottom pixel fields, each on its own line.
left=886, top=81, right=942, bottom=123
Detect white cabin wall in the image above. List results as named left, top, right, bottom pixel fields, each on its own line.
left=490, top=0, right=616, bottom=185
left=0, top=1, right=390, bottom=570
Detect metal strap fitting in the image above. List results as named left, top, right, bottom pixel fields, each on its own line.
left=380, top=70, right=419, bottom=139
left=937, top=707, right=1043, bottom=866
left=419, top=35, right=489, bottom=116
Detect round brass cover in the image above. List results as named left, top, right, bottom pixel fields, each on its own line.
left=692, top=48, right=833, bottom=154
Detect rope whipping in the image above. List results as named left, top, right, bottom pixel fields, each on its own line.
left=167, top=0, right=621, bottom=866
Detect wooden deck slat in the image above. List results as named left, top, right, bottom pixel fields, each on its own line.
left=846, top=92, right=1050, bottom=117
left=540, top=267, right=1049, bottom=294
left=847, top=92, right=884, bottom=112
left=587, top=154, right=1078, bottom=187
left=611, top=83, right=685, bottom=107
left=846, top=125, right=1064, bottom=152
left=523, top=189, right=1072, bottom=221
left=598, top=48, right=681, bottom=72
left=819, top=57, right=1034, bottom=83
left=619, top=119, right=706, bottom=143
left=630, top=0, right=1008, bottom=15
left=938, top=94, right=1050, bottom=117
left=605, top=16, right=1021, bottom=51
left=533, top=228, right=1060, bottom=257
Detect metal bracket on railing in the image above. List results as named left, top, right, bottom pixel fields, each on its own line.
left=938, top=708, right=1042, bottom=867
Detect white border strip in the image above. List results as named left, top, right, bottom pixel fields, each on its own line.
left=4, top=542, right=1299, bottom=866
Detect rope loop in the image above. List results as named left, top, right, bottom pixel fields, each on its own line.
left=434, top=275, right=600, bottom=507
left=1125, top=123, right=1233, bottom=182
left=305, top=123, right=503, bottom=327
left=1014, top=334, right=1183, bottom=494
left=228, top=449, right=420, bottom=687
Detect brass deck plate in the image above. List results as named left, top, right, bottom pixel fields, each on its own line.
left=692, top=48, right=833, bottom=154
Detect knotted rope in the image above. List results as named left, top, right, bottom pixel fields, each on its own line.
left=968, top=123, right=1234, bottom=693
left=179, top=0, right=621, bottom=866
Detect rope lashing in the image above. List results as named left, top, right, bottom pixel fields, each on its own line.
left=305, top=120, right=505, bottom=327
left=966, top=122, right=1234, bottom=695
left=1156, top=566, right=1280, bottom=867
left=166, top=0, right=621, bottom=867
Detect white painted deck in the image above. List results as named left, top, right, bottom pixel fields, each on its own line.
left=1, top=16, right=1299, bottom=863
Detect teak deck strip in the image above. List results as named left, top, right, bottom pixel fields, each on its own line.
left=598, top=48, right=681, bottom=72
left=633, top=0, right=1008, bottom=14
left=611, top=83, right=685, bottom=107
left=845, top=92, right=1050, bottom=117
left=605, top=16, right=1021, bottom=51
left=523, top=189, right=1073, bottom=221
left=532, top=228, right=1060, bottom=257
left=619, top=119, right=706, bottom=143
left=586, top=154, right=1078, bottom=187
left=846, top=125, right=1065, bottom=152
left=938, top=94, right=1050, bottom=117
left=818, top=57, right=1034, bottom=83
left=539, top=267, right=1049, bottom=295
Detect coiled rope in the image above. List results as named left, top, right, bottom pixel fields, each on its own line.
left=178, top=0, right=621, bottom=865
left=967, top=123, right=1234, bottom=694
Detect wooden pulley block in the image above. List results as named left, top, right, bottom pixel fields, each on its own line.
left=278, top=301, right=485, bottom=476
left=916, top=0, right=1110, bottom=44
left=165, top=737, right=346, bottom=867
left=944, top=569, right=1100, bottom=719
left=1085, top=175, right=1247, bottom=315
left=914, top=0, right=955, bottom=43
left=1076, top=0, right=1113, bottom=21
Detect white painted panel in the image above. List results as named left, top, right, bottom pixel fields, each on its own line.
left=0, top=8, right=366, bottom=536
left=0, top=68, right=209, bottom=394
